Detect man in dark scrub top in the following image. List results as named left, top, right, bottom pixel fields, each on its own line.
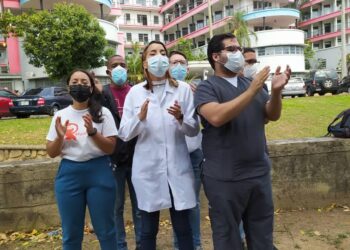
left=194, top=33, right=291, bottom=250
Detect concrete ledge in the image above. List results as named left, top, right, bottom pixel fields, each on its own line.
left=0, top=145, right=48, bottom=162
left=0, top=137, right=349, bottom=231
left=269, top=137, right=350, bottom=209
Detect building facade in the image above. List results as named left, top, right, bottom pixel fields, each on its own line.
left=1, top=0, right=121, bottom=91
left=116, top=0, right=164, bottom=55
left=160, top=0, right=305, bottom=73
left=298, top=0, right=350, bottom=70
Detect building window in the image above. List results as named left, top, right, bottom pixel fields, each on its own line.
left=139, top=33, right=149, bottom=44
left=154, top=16, right=159, bottom=25
left=169, top=34, right=175, bottom=41
left=253, top=1, right=271, bottom=10
left=126, top=33, right=132, bottom=42
left=214, top=11, right=223, bottom=22
left=313, top=43, right=320, bottom=50
left=324, top=41, right=332, bottom=48
left=324, top=23, right=332, bottom=33
left=182, top=27, right=189, bottom=36
left=155, top=34, right=160, bottom=41
left=137, top=15, right=148, bottom=25
left=197, top=20, right=204, bottom=29
left=198, top=41, right=205, bottom=47
left=152, top=0, right=158, bottom=6
left=136, top=0, right=146, bottom=5
left=125, top=13, right=131, bottom=21
left=258, top=47, right=265, bottom=56
left=176, top=30, right=181, bottom=39
left=225, top=5, right=234, bottom=16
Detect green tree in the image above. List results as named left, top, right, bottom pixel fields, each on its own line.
left=0, top=3, right=108, bottom=79
left=228, top=11, right=257, bottom=47
left=304, top=40, right=315, bottom=70
left=172, top=38, right=206, bottom=61
left=126, top=42, right=143, bottom=84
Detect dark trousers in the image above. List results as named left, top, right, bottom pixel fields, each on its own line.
left=203, top=173, right=274, bottom=250
left=140, top=191, right=194, bottom=250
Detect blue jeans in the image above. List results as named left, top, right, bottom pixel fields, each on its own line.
left=113, top=166, right=142, bottom=250
left=174, top=148, right=203, bottom=249
left=55, top=156, right=117, bottom=250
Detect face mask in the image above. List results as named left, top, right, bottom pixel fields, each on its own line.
left=111, top=66, right=127, bottom=86
left=147, top=55, right=169, bottom=78
left=223, top=51, right=245, bottom=73
left=243, top=64, right=258, bottom=79
left=69, top=85, right=91, bottom=103
left=170, top=63, right=188, bottom=81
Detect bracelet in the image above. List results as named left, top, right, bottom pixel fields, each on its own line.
left=88, top=128, right=97, bottom=136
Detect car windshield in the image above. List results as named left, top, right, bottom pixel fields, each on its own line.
left=22, top=88, right=44, bottom=96
left=315, top=70, right=338, bottom=80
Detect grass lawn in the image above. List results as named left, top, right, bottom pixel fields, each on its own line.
left=0, top=94, right=349, bottom=145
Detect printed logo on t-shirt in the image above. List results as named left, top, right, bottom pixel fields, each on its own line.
left=65, top=123, right=78, bottom=141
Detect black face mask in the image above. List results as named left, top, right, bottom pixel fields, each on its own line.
left=69, top=85, right=91, bottom=103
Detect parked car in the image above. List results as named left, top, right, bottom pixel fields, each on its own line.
left=304, top=69, right=340, bottom=96
left=338, top=75, right=350, bottom=93
left=282, top=77, right=306, bottom=98
left=10, top=86, right=72, bottom=118
left=0, top=89, right=16, bottom=118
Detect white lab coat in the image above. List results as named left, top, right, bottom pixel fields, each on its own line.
left=118, top=80, right=199, bottom=212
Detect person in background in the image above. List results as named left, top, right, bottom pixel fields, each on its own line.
left=118, top=41, right=199, bottom=250
left=194, top=33, right=291, bottom=250
left=101, top=55, right=141, bottom=250
left=169, top=51, right=204, bottom=250
left=46, top=69, right=118, bottom=250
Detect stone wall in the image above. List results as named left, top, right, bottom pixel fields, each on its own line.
left=0, top=138, right=350, bottom=231
left=0, top=145, right=48, bottom=162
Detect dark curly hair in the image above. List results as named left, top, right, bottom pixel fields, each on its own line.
left=66, top=69, right=103, bottom=123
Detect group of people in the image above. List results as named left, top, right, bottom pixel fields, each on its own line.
left=46, top=33, right=291, bottom=250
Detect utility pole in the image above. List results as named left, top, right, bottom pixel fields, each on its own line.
left=208, top=0, right=213, bottom=38
left=341, top=0, right=347, bottom=77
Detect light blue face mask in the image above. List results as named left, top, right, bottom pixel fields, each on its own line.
left=170, top=63, right=187, bottom=81
left=147, top=55, right=169, bottom=78
left=111, top=66, right=127, bottom=86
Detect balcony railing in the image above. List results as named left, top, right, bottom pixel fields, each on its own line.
left=164, top=16, right=230, bottom=47
left=119, top=0, right=160, bottom=6
left=119, top=18, right=163, bottom=29
left=164, top=0, right=206, bottom=25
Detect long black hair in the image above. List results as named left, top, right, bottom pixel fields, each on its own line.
left=66, top=69, right=103, bottom=123
left=141, top=41, right=178, bottom=91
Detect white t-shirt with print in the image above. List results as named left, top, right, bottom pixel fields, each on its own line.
left=46, top=105, right=118, bottom=162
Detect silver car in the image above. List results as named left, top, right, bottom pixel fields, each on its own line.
left=282, top=77, right=306, bottom=98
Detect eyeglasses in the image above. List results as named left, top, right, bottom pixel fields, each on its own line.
left=245, top=59, right=259, bottom=65
left=170, top=60, right=188, bottom=66
left=222, top=45, right=242, bottom=52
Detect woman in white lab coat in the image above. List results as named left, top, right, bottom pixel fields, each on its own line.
left=118, top=41, right=199, bottom=250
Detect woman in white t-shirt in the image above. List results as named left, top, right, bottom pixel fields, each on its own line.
left=118, top=41, right=199, bottom=250
left=46, top=69, right=118, bottom=250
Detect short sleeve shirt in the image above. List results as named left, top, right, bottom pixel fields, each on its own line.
left=46, top=106, right=118, bottom=162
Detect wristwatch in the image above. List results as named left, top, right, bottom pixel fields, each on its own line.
left=88, top=128, right=97, bottom=136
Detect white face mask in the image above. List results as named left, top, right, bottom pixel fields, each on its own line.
left=243, top=64, right=258, bottom=79
left=223, top=51, right=245, bottom=73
